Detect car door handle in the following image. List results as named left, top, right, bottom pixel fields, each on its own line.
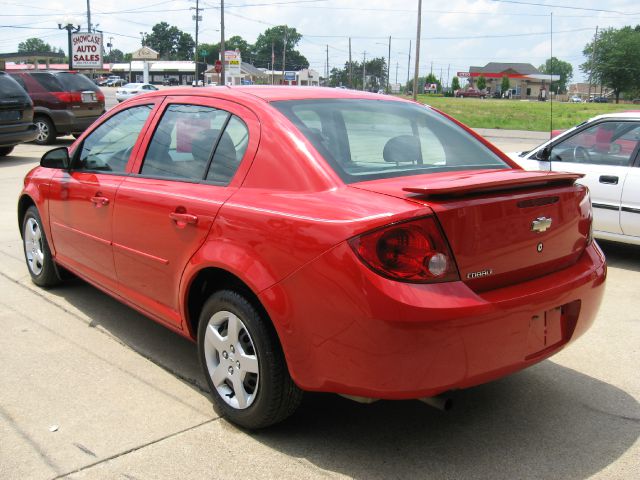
left=599, top=175, right=619, bottom=185
left=169, top=212, right=198, bottom=225
left=90, top=195, right=110, bottom=206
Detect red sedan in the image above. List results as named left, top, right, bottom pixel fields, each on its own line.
left=19, top=87, right=606, bottom=429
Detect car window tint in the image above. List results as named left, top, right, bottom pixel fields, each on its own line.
left=206, top=115, right=249, bottom=184
left=76, top=105, right=153, bottom=173
left=141, top=104, right=229, bottom=180
left=0, top=73, right=28, bottom=98
left=55, top=72, right=98, bottom=92
left=273, top=99, right=507, bottom=183
left=551, top=121, right=640, bottom=167
left=10, top=74, right=27, bottom=90
left=30, top=73, right=63, bottom=92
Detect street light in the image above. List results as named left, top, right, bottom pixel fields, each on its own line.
left=58, top=16, right=81, bottom=70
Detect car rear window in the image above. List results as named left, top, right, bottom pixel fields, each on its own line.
left=30, top=73, right=63, bottom=92
left=0, top=73, right=29, bottom=99
left=272, top=99, right=509, bottom=183
left=54, top=72, right=99, bottom=92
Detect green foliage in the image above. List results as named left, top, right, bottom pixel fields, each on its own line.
left=451, top=76, right=461, bottom=91
left=476, top=75, right=487, bottom=90
left=501, top=75, right=511, bottom=93
left=329, top=57, right=387, bottom=90
left=538, top=57, right=573, bottom=94
left=199, top=36, right=252, bottom=63
left=104, top=48, right=125, bottom=63
left=144, top=22, right=195, bottom=60
left=251, top=25, right=308, bottom=70
left=18, top=38, right=54, bottom=53
left=581, top=25, right=640, bottom=103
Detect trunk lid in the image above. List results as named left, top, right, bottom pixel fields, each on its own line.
left=352, top=169, right=592, bottom=292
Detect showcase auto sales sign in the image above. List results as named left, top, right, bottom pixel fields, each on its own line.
left=71, top=33, right=103, bottom=68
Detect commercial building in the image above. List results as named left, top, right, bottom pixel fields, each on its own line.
left=459, top=62, right=560, bottom=99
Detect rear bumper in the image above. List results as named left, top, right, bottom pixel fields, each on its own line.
left=0, top=123, right=37, bottom=147
left=39, top=109, right=104, bottom=134
left=260, top=242, right=606, bottom=399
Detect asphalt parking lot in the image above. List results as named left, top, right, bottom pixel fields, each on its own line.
left=0, top=135, right=638, bottom=479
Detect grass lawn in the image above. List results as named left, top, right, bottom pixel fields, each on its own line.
left=409, top=95, right=633, bottom=132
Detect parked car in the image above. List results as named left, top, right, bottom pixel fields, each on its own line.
left=115, top=83, right=159, bottom=102
left=0, top=72, right=37, bottom=156
left=568, top=96, right=583, bottom=103
left=107, top=78, right=126, bottom=87
left=9, top=71, right=105, bottom=145
left=19, top=87, right=605, bottom=429
left=163, top=77, right=180, bottom=86
left=588, top=96, right=609, bottom=103
left=510, top=112, right=640, bottom=245
left=455, top=87, right=487, bottom=99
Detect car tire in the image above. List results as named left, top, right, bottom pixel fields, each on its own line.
left=0, top=145, right=15, bottom=156
left=22, top=206, right=61, bottom=288
left=197, top=290, right=302, bottom=429
left=33, top=116, right=56, bottom=145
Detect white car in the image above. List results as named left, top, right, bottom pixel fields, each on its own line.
left=115, top=83, right=158, bottom=102
left=510, top=112, right=640, bottom=245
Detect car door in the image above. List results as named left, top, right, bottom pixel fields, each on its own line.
left=548, top=121, right=640, bottom=236
left=620, top=156, right=640, bottom=238
left=112, top=96, right=259, bottom=328
left=47, top=100, right=159, bottom=290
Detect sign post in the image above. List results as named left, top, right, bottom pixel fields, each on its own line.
left=71, top=32, right=103, bottom=69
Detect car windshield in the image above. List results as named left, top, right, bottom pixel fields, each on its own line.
left=272, top=99, right=509, bottom=183
left=55, top=72, right=99, bottom=92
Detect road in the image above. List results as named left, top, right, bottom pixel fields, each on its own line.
left=0, top=132, right=638, bottom=479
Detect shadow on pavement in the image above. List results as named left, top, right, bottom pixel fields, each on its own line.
left=598, top=240, right=640, bottom=272
left=45, top=275, right=638, bottom=480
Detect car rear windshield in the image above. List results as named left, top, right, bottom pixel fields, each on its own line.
left=272, top=99, right=509, bottom=183
left=54, top=72, right=99, bottom=92
left=0, top=73, right=29, bottom=99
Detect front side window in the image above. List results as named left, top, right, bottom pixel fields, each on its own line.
left=75, top=105, right=153, bottom=172
left=141, top=104, right=248, bottom=184
left=272, top=99, right=508, bottom=183
left=550, top=121, right=640, bottom=167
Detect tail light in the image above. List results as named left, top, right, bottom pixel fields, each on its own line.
left=96, top=91, right=105, bottom=103
left=51, top=92, right=82, bottom=103
left=348, top=216, right=459, bottom=283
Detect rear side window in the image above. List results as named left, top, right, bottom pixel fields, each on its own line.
left=0, top=73, right=29, bottom=98
left=75, top=105, right=153, bottom=173
left=30, top=73, right=63, bottom=92
left=141, top=104, right=247, bottom=184
left=272, top=99, right=508, bottom=183
left=54, top=72, right=99, bottom=92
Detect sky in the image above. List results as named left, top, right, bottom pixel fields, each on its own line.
left=2, top=0, right=639, bottom=85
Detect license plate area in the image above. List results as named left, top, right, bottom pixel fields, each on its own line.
left=81, top=91, right=96, bottom=103
left=526, top=300, right=581, bottom=359
left=0, top=110, right=21, bottom=121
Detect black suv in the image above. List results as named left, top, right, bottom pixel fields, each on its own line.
left=0, top=72, right=37, bottom=157
left=10, top=71, right=105, bottom=145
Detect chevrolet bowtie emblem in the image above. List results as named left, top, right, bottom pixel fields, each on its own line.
left=531, top=217, right=552, bottom=233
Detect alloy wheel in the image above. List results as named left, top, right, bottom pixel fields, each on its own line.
left=24, top=218, right=44, bottom=275
left=35, top=120, right=50, bottom=143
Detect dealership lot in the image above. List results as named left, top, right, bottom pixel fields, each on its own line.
left=0, top=138, right=638, bottom=479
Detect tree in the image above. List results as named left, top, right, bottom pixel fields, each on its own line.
left=251, top=25, right=309, bottom=70
left=501, top=75, right=511, bottom=95
left=198, top=35, right=251, bottom=64
left=451, top=76, right=461, bottom=91
left=104, top=48, right=125, bottom=63
left=538, top=57, right=573, bottom=94
left=18, top=38, right=54, bottom=53
left=476, top=75, right=487, bottom=90
left=144, top=22, right=194, bottom=60
left=581, top=25, right=640, bottom=103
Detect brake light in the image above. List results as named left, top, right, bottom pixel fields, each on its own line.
left=96, top=91, right=105, bottom=102
left=348, top=216, right=459, bottom=283
left=51, top=92, right=82, bottom=103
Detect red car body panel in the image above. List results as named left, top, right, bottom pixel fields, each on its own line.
left=19, top=87, right=606, bottom=400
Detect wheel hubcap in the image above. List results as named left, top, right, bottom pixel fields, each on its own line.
left=24, top=218, right=44, bottom=275
left=204, top=311, right=259, bottom=410
left=36, top=122, right=49, bottom=142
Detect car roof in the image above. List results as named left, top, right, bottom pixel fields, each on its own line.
left=589, top=111, right=640, bottom=121
left=142, top=86, right=409, bottom=104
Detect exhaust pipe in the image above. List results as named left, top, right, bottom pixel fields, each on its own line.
left=419, top=395, right=453, bottom=411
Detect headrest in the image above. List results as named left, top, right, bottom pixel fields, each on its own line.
left=383, top=135, right=421, bottom=163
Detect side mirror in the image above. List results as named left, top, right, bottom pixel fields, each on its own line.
left=538, top=145, right=551, bottom=161
left=40, top=147, right=70, bottom=169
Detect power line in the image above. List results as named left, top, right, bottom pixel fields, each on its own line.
left=488, top=0, right=639, bottom=15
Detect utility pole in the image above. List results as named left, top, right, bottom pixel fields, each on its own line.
left=281, top=26, right=288, bottom=85
left=395, top=61, right=399, bottom=84
left=413, top=0, right=422, bottom=101
left=348, top=37, right=353, bottom=88
left=446, top=64, right=450, bottom=90
left=387, top=36, right=391, bottom=92
left=271, top=40, right=275, bottom=85
left=191, top=0, right=203, bottom=85
left=406, top=39, right=411, bottom=90
left=108, top=36, right=113, bottom=55
left=86, top=0, right=92, bottom=32
left=362, top=51, right=366, bottom=91
left=220, top=0, right=225, bottom=85
left=587, top=26, right=598, bottom=101
left=326, top=44, right=329, bottom=86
